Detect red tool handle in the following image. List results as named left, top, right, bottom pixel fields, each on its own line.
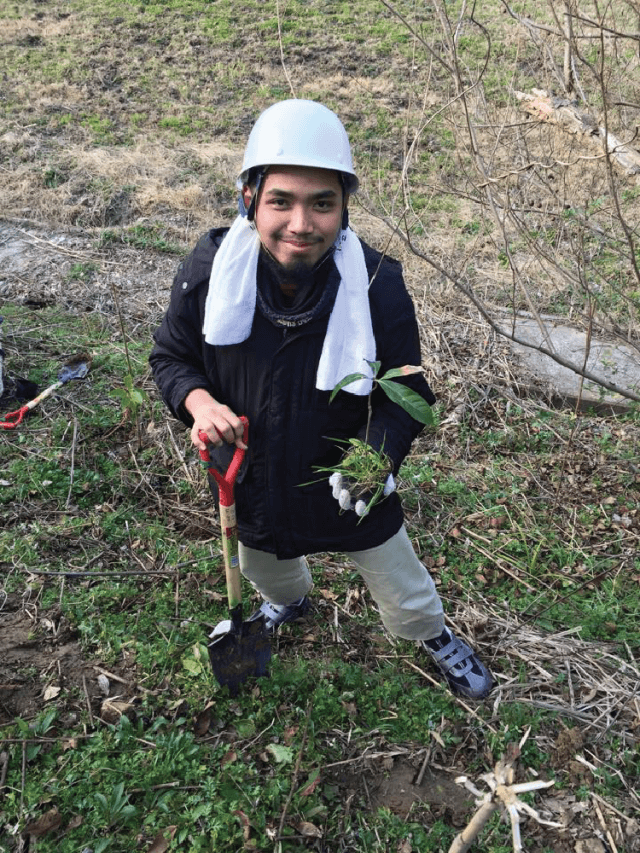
left=198, top=416, right=249, bottom=507
left=1, top=379, right=65, bottom=429
left=1, top=406, right=28, bottom=429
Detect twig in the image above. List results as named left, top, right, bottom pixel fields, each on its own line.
left=275, top=0, right=296, bottom=98
left=591, top=791, right=636, bottom=824
left=0, top=735, right=96, bottom=744
left=360, top=199, right=640, bottom=405
left=0, top=750, right=8, bottom=788
left=82, top=673, right=94, bottom=727
left=404, top=659, right=499, bottom=734
left=166, top=421, right=195, bottom=487
left=93, top=666, right=133, bottom=688
left=92, top=665, right=153, bottom=696
left=322, top=748, right=415, bottom=770
left=23, top=568, right=182, bottom=577
left=129, top=781, right=200, bottom=794
left=516, top=565, right=620, bottom=628
left=460, top=531, right=536, bottom=590
left=415, top=748, right=431, bottom=787
left=20, top=740, right=26, bottom=818
left=592, top=795, right=619, bottom=853
left=277, top=701, right=312, bottom=840
left=64, top=417, right=78, bottom=509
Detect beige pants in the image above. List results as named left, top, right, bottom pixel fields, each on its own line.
left=239, top=525, right=445, bottom=641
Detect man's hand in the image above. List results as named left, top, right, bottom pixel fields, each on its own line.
left=329, top=471, right=395, bottom=518
left=184, top=389, right=247, bottom=451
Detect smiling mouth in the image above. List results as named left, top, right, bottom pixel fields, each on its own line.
left=282, top=238, right=321, bottom=248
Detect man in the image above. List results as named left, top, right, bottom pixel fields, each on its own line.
left=150, top=100, right=493, bottom=700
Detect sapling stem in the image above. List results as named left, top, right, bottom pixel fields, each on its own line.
left=323, top=361, right=433, bottom=514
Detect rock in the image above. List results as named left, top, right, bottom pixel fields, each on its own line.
left=496, top=315, right=640, bottom=412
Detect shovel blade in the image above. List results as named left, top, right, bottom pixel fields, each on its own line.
left=207, top=617, right=271, bottom=695
left=58, top=357, right=90, bottom=383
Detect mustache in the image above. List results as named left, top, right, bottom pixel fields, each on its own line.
left=277, top=232, right=323, bottom=243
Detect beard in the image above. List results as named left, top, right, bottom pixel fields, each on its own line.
left=261, top=244, right=333, bottom=288
left=259, top=243, right=336, bottom=312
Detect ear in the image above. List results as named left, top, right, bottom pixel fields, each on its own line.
left=242, top=184, right=253, bottom=209
left=341, top=193, right=350, bottom=230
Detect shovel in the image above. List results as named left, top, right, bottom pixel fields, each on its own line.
left=1, top=355, right=90, bottom=430
left=198, top=418, right=270, bottom=695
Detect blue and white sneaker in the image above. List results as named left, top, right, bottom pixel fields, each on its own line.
left=248, top=596, right=312, bottom=634
left=420, top=627, right=493, bottom=699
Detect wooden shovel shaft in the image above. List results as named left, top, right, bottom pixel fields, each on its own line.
left=219, top=501, right=242, bottom=610
left=25, top=379, right=65, bottom=410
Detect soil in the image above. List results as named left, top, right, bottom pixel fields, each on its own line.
left=0, top=219, right=181, bottom=730
left=0, top=593, right=138, bottom=727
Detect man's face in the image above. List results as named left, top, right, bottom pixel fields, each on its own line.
left=247, top=165, right=345, bottom=271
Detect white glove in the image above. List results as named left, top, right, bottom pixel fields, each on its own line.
left=329, top=471, right=396, bottom=517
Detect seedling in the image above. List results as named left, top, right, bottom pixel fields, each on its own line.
left=317, top=361, right=434, bottom=514
left=314, top=436, right=394, bottom=518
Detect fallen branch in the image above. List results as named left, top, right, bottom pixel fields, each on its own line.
left=449, top=737, right=563, bottom=853
left=515, top=88, right=640, bottom=178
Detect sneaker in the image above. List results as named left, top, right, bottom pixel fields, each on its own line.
left=248, top=596, right=312, bottom=634
left=420, top=627, right=493, bottom=700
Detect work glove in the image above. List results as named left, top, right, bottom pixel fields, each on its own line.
left=329, top=471, right=396, bottom=518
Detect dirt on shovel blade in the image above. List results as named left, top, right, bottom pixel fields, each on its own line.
left=208, top=619, right=270, bottom=695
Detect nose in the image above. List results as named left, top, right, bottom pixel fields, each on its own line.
left=288, top=204, right=313, bottom=234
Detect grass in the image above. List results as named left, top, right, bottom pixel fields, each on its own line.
left=1, top=305, right=638, bottom=852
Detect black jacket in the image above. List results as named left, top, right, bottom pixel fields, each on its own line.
left=150, top=228, right=436, bottom=558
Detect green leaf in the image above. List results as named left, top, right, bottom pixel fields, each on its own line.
left=182, top=657, right=203, bottom=675
left=365, top=359, right=381, bottom=377
left=329, top=372, right=366, bottom=402
left=377, top=379, right=434, bottom=425
left=266, top=743, right=294, bottom=764
left=380, top=364, right=423, bottom=380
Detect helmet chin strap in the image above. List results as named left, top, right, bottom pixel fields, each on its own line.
left=238, top=168, right=265, bottom=221
left=338, top=172, right=349, bottom=229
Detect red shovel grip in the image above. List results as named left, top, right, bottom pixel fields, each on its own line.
left=1, top=406, right=28, bottom=429
left=198, top=416, right=248, bottom=507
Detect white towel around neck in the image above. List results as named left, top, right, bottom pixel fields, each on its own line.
left=202, top=217, right=376, bottom=395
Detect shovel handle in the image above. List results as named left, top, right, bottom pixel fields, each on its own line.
left=199, top=417, right=248, bottom=612
left=1, top=381, right=64, bottom=429
left=198, top=416, right=248, bottom=508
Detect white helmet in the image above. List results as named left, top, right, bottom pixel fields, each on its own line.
left=239, top=99, right=359, bottom=193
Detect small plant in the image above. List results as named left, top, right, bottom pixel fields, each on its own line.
left=111, top=373, right=149, bottom=426
left=67, top=261, right=98, bottom=282
left=94, top=782, right=138, bottom=828
left=316, top=436, right=394, bottom=518
left=317, top=361, right=434, bottom=515
left=332, top=360, right=433, bottom=439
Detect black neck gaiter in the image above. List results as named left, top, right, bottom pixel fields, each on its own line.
left=256, top=249, right=341, bottom=328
